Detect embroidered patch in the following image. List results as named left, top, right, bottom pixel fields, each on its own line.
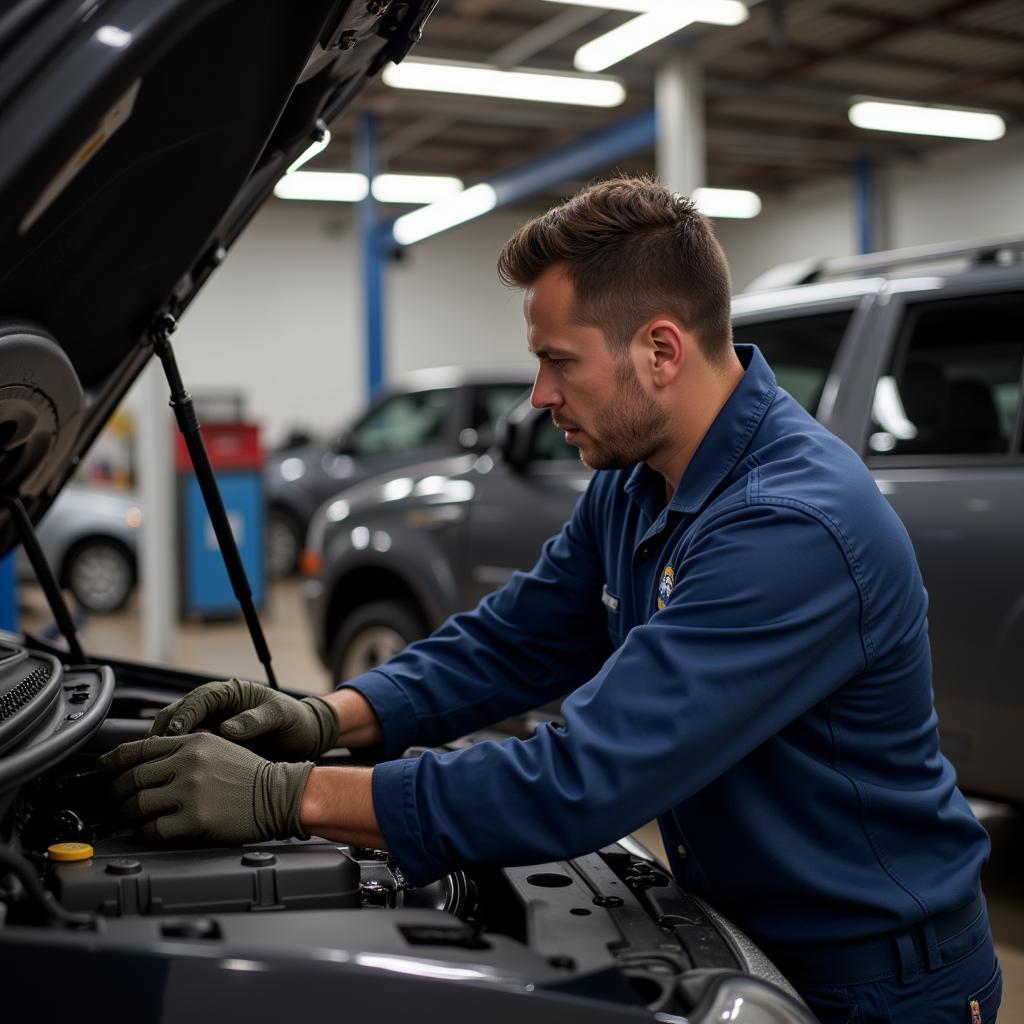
left=657, top=565, right=675, bottom=609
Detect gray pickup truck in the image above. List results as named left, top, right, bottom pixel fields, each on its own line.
left=305, top=234, right=1024, bottom=805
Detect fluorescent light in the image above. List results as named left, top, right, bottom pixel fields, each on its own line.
left=96, top=25, right=132, bottom=47
left=692, top=187, right=761, bottom=219
left=382, top=58, right=625, bottom=108
left=286, top=129, right=332, bottom=174
left=544, top=0, right=679, bottom=8
left=273, top=171, right=369, bottom=202
left=848, top=100, right=1005, bottom=141
left=574, top=0, right=748, bottom=72
left=274, top=172, right=465, bottom=205
left=372, top=174, right=463, bottom=204
left=393, top=184, right=498, bottom=245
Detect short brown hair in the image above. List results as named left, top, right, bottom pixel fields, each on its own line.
left=497, top=175, right=733, bottom=364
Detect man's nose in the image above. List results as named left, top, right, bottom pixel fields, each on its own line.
left=530, top=365, right=561, bottom=409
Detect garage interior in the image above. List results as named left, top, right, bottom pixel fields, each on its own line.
left=4, top=0, right=1023, bottom=1018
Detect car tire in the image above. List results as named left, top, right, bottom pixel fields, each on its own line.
left=265, top=507, right=303, bottom=580
left=63, top=537, right=136, bottom=614
left=330, top=600, right=425, bottom=684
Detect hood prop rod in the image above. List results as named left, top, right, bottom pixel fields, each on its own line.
left=1, top=495, right=85, bottom=664
left=149, top=313, right=279, bottom=690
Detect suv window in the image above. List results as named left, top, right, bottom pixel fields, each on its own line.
left=732, top=310, right=852, bottom=414
left=470, top=384, right=529, bottom=431
left=868, top=293, right=1024, bottom=457
left=350, top=388, right=454, bottom=457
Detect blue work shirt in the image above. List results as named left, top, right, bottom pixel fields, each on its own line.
left=343, top=344, right=989, bottom=950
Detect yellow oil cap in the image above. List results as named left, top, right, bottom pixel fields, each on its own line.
left=47, top=842, right=94, bottom=862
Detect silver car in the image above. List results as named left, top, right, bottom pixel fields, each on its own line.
left=16, top=485, right=141, bottom=613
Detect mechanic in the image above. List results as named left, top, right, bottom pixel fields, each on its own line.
left=100, top=177, right=1000, bottom=1023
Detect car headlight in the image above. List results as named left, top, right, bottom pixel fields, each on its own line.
left=279, top=457, right=306, bottom=481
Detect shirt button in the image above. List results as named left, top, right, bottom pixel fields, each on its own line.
left=676, top=844, right=688, bottom=860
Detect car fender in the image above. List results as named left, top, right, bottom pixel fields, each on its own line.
left=319, top=515, right=462, bottom=641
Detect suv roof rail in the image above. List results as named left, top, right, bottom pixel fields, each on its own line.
left=745, top=233, right=1024, bottom=292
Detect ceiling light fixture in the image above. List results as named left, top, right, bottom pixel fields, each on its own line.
left=382, top=58, right=625, bottom=108
left=371, top=174, right=464, bottom=204
left=285, top=129, right=333, bottom=175
left=544, top=0, right=678, bottom=9
left=273, top=172, right=466, bottom=205
left=692, top=187, right=761, bottom=219
left=392, top=184, right=498, bottom=245
left=848, top=100, right=1005, bottom=141
left=574, top=0, right=748, bottom=72
left=274, top=172, right=369, bottom=202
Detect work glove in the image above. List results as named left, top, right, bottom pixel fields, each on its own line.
left=98, top=733, right=313, bottom=843
left=148, top=678, right=340, bottom=761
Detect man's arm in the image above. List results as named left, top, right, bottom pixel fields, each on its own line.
left=299, top=765, right=384, bottom=848
left=364, top=502, right=873, bottom=885
left=322, top=686, right=383, bottom=748
left=338, top=480, right=612, bottom=757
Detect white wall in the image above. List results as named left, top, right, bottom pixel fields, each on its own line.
left=715, top=177, right=856, bottom=292
left=717, top=128, right=1024, bottom=291
left=126, top=203, right=534, bottom=447
left=123, top=128, right=1024, bottom=445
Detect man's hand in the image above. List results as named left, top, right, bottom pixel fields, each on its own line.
left=98, top=733, right=312, bottom=843
left=148, top=678, right=340, bottom=761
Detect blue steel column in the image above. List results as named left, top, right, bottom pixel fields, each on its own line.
left=358, top=114, right=385, bottom=398
left=855, top=155, right=875, bottom=255
left=0, top=552, right=15, bottom=632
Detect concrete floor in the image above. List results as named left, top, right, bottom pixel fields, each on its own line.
left=19, top=580, right=1023, bottom=1021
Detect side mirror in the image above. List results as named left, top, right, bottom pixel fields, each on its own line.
left=331, top=429, right=355, bottom=456
left=495, top=416, right=528, bottom=469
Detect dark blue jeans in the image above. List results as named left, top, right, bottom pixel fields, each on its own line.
left=779, top=903, right=1002, bottom=1023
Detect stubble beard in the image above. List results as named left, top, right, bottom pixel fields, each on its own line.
left=566, top=358, right=671, bottom=471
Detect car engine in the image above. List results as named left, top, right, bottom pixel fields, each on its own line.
left=0, top=638, right=814, bottom=1023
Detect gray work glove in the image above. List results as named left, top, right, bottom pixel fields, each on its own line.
left=148, top=678, right=340, bottom=761
left=98, top=733, right=312, bottom=843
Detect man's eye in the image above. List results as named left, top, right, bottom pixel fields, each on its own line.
left=551, top=358, right=568, bottom=370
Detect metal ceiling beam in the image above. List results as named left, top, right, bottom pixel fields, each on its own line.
left=383, top=108, right=656, bottom=248
left=486, top=109, right=655, bottom=208
left=379, top=115, right=454, bottom=163
left=489, top=6, right=602, bottom=67
left=380, top=8, right=609, bottom=164
left=830, top=4, right=1024, bottom=49
left=773, top=0, right=995, bottom=81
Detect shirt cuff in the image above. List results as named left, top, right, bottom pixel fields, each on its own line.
left=372, top=756, right=449, bottom=886
left=337, top=670, right=419, bottom=759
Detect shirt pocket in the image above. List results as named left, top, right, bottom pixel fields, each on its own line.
left=601, top=584, right=622, bottom=647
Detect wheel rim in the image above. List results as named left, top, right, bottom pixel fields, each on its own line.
left=69, top=544, right=131, bottom=612
left=340, top=625, right=408, bottom=680
left=265, top=516, right=299, bottom=579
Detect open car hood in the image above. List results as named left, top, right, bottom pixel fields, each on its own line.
left=0, top=0, right=436, bottom=557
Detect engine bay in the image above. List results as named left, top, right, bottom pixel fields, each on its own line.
left=0, top=637, right=812, bottom=1023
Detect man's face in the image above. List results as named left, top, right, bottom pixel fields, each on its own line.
left=525, top=266, right=670, bottom=471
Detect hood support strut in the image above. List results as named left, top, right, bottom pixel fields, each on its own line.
left=1, top=496, right=85, bottom=665
left=150, top=313, right=279, bottom=690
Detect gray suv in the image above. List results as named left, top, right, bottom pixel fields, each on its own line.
left=264, top=367, right=531, bottom=578
left=305, top=234, right=1024, bottom=804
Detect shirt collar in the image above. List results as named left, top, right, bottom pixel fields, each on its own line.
left=625, top=345, right=777, bottom=516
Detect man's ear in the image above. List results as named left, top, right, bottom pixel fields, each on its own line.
left=647, top=319, right=686, bottom=385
